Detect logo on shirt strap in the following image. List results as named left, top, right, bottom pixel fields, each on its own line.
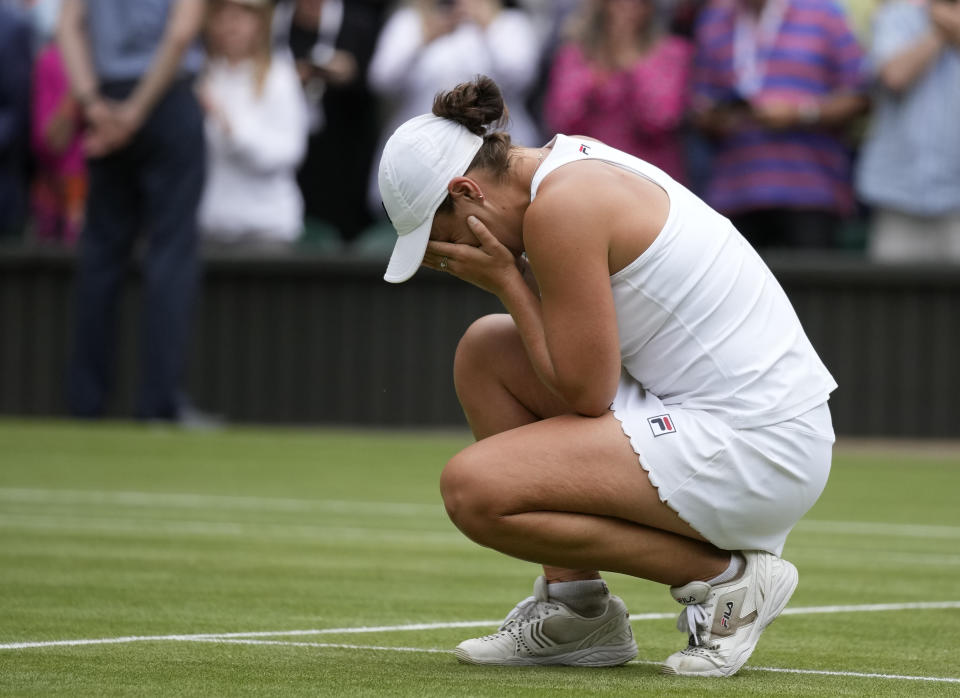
left=579, top=143, right=591, bottom=155
left=647, top=414, right=677, bottom=437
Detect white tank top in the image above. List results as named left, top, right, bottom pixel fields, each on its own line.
left=530, top=135, right=837, bottom=429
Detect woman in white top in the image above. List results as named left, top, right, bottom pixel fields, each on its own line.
left=378, top=76, right=837, bottom=677
left=367, top=0, right=540, bottom=212
left=198, top=0, right=308, bottom=249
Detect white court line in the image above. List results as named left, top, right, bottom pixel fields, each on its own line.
left=189, top=638, right=451, bottom=654
left=0, top=513, right=463, bottom=545
left=3, top=488, right=959, bottom=539
left=0, top=508, right=960, bottom=556
left=182, top=638, right=960, bottom=684
left=743, top=664, right=960, bottom=683
left=3, top=600, right=959, bottom=651
left=780, top=600, right=960, bottom=616
left=795, top=519, right=960, bottom=539
left=0, top=488, right=441, bottom=517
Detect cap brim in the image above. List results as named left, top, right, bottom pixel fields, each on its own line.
left=383, top=217, right=433, bottom=283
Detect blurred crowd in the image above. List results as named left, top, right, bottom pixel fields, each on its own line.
left=1, top=0, right=959, bottom=261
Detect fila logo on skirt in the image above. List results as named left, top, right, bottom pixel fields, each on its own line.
left=647, top=414, right=677, bottom=437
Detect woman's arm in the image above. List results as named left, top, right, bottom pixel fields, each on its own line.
left=120, top=0, right=207, bottom=133
left=425, top=189, right=622, bottom=416
left=520, top=187, right=622, bottom=416
left=56, top=0, right=98, bottom=106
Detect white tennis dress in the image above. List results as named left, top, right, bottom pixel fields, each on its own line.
left=531, top=135, right=838, bottom=555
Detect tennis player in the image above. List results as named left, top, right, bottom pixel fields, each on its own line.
left=377, top=75, right=836, bottom=677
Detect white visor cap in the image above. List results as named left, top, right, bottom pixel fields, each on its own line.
left=379, top=114, right=484, bottom=283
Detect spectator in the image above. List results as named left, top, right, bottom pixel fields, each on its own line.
left=30, top=0, right=86, bottom=246
left=24, top=0, right=62, bottom=52
left=368, top=0, right=540, bottom=214
left=519, top=0, right=580, bottom=47
left=275, top=0, right=383, bottom=244
left=855, top=0, right=960, bottom=262
left=837, top=0, right=877, bottom=48
left=198, top=0, right=309, bottom=251
left=0, top=3, right=31, bottom=240
left=517, top=0, right=580, bottom=139
left=59, top=0, right=213, bottom=424
left=692, top=0, right=869, bottom=250
left=543, top=0, right=693, bottom=183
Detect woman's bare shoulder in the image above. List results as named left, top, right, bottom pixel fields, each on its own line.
left=531, top=158, right=651, bottom=216
left=523, top=163, right=622, bottom=251
left=526, top=159, right=669, bottom=265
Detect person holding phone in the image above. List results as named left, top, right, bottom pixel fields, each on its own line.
left=691, top=0, right=869, bottom=251
left=274, top=0, right=383, bottom=244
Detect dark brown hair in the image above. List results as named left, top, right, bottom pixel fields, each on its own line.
left=432, top=76, right=514, bottom=213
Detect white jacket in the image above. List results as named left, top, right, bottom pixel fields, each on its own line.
left=367, top=7, right=541, bottom=210
left=198, top=53, right=309, bottom=243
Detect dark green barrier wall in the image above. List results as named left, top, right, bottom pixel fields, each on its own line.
left=1, top=248, right=957, bottom=436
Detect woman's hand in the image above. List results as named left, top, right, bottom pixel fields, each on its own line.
left=423, top=216, right=526, bottom=298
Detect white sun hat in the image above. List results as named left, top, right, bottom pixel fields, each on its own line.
left=379, top=114, right=484, bottom=283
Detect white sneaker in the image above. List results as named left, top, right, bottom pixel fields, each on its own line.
left=662, top=550, right=798, bottom=677
left=454, top=576, right=637, bottom=667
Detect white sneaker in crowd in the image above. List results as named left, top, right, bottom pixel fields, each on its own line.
left=454, top=576, right=638, bottom=667
left=662, top=550, right=799, bottom=677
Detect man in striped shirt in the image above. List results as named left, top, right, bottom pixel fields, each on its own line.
left=692, top=0, right=869, bottom=250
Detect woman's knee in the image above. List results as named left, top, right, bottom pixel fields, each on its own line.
left=439, top=448, right=505, bottom=542
left=453, top=314, right=516, bottom=391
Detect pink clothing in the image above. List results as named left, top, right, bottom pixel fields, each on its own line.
left=31, top=45, right=85, bottom=175
left=544, top=37, right=693, bottom=183
left=30, top=44, right=86, bottom=243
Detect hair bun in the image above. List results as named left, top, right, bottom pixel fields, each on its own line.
left=432, top=75, right=509, bottom=136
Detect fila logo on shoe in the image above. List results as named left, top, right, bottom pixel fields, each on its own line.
left=648, top=414, right=676, bottom=437
left=720, top=602, right=735, bottom=629
left=711, top=588, right=758, bottom=637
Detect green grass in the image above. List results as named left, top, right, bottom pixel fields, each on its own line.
left=1, top=420, right=958, bottom=696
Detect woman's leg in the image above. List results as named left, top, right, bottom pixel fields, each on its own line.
left=450, top=315, right=798, bottom=676
left=453, top=314, right=569, bottom=440
left=441, top=413, right=729, bottom=586
left=450, top=315, right=729, bottom=586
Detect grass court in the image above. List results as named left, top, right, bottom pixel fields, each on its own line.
left=1, top=420, right=958, bottom=696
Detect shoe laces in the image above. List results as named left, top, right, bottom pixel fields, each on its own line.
left=676, top=603, right=711, bottom=646
left=498, top=595, right=560, bottom=631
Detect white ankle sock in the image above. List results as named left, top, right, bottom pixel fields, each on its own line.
left=547, top=579, right=609, bottom=617
left=706, top=553, right=745, bottom=586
